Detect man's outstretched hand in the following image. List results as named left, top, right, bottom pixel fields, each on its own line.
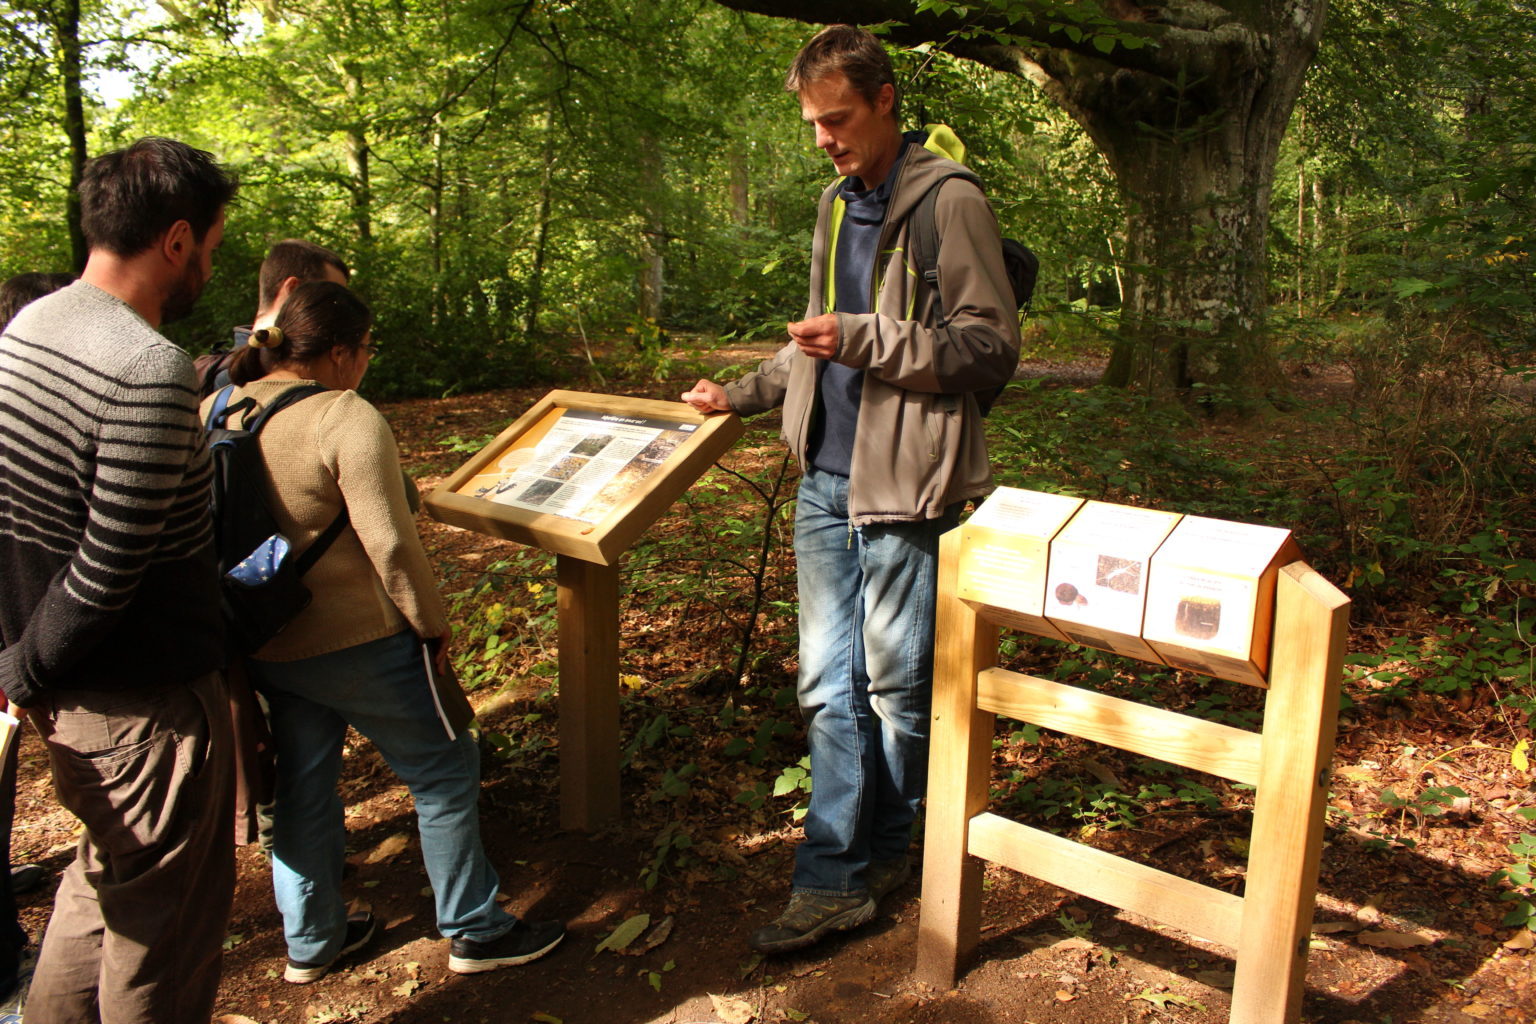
left=681, top=379, right=730, bottom=412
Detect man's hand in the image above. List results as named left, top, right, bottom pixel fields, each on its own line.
left=787, top=314, right=839, bottom=360
left=681, top=379, right=730, bottom=412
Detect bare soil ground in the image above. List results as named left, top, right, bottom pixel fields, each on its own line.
left=8, top=349, right=1534, bottom=1024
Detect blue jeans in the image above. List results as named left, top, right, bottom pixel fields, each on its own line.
left=791, top=468, right=960, bottom=897
left=249, top=630, right=515, bottom=964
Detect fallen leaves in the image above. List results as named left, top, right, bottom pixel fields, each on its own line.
left=1358, top=929, right=1435, bottom=949
left=1503, top=929, right=1535, bottom=950
left=362, top=833, right=411, bottom=865
left=709, top=991, right=756, bottom=1023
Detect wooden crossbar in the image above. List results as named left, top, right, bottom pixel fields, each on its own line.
left=917, top=529, right=1350, bottom=1024
left=976, top=668, right=1264, bottom=786
left=968, top=812, right=1245, bottom=948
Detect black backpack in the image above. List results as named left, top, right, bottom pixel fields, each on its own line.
left=909, top=174, right=1039, bottom=414
left=206, top=384, right=349, bottom=655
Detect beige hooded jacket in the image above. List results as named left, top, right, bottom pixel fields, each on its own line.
left=723, top=125, right=1021, bottom=526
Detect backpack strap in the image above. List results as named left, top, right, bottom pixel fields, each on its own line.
left=293, top=505, right=350, bottom=576
left=908, top=172, right=978, bottom=328
left=225, top=382, right=351, bottom=577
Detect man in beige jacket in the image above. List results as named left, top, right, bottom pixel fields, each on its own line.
left=684, top=24, right=1020, bottom=954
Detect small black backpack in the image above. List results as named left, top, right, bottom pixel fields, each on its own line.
left=908, top=174, right=1039, bottom=414
left=206, top=383, right=349, bottom=655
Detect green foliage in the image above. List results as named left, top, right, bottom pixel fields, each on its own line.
left=985, top=380, right=1266, bottom=515
left=640, top=823, right=695, bottom=891
left=1493, top=818, right=1536, bottom=930
left=443, top=563, right=558, bottom=694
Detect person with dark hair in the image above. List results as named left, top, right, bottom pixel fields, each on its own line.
left=0, top=273, right=75, bottom=328
left=196, top=237, right=351, bottom=397
left=683, top=24, right=1020, bottom=954
left=0, top=270, right=73, bottom=1014
left=206, top=280, right=565, bottom=983
left=0, top=136, right=238, bottom=1022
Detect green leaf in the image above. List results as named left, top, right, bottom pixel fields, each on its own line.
left=594, top=913, right=651, bottom=956
left=1092, top=34, right=1116, bottom=54
left=1392, top=277, right=1436, bottom=298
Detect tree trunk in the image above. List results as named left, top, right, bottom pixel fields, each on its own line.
left=340, top=61, right=373, bottom=260
left=729, top=141, right=750, bottom=227
left=997, top=10, right=1321, bottom=403
left=429, top=114, right=445, bottom=327
left=638, top=139, right=665, bottom=322
left=524, top=103, right=557, bottom=337
left=52, top=0, right=87, bottom=272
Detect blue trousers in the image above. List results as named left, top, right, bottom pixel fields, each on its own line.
left=250, top=630, right=515, bottom=964
left=791, top=468, right=960, bottom=897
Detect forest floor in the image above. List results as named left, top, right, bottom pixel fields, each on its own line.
left=8, top=346, right=1535, bottom=1024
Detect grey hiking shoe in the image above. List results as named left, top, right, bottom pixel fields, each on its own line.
left=749, top=891, right=876, bottom=954
left=867, top=855, right=911, bottom=904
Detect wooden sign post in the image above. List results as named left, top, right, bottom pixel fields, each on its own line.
left=426, top=391, right=743, bottom=830
left=917, top=489, right=1349, bottom=1024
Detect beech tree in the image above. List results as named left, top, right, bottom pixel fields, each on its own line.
left=713, top=0, right=1327, bottom=401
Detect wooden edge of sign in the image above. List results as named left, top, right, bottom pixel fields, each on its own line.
left=423, top=390, right=743, bottom=564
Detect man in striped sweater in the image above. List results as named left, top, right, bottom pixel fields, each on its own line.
left=0, top=137, right=239, bottom=1023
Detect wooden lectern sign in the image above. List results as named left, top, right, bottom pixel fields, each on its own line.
left=426, top=391, right=743, bottom=829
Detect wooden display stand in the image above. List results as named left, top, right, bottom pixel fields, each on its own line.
left=426, top=391, right=743, bottom=830
left=917, top=528, right=1349, bottom=1024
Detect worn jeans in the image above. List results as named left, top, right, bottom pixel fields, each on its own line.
left=249, top=629, right=516, bottom=965
left=27, top=672, right=234, bottom=1024
left=791, top=468, right=960, bottom=897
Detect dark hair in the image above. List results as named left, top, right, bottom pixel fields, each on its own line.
left=79, top=137, right=239, bottom=257
left=0, top=272, right=75, bottom=327
left=257, top=239, right=350, bottom=311
left=784, top=24, right=899, bottom=121
left=228, top=281, right=373, bottom=386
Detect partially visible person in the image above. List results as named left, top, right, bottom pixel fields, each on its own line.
left=0, top=136, right=238, bottom=1022
left=0, top=274, right=75, bottom=328
left=0, top=270, right=74, bottom=1009
left=206, top=280, right=565, bottom=983
left=196, top=237, right=350, bottom=397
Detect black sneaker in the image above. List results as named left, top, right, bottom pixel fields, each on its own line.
left=284, top=910, right=377, bottom=984
left=448, top=919, right=565, bottom=974
left=749, top=891, right=876, bottom=954
left=9, top=864, right=44, bottom=896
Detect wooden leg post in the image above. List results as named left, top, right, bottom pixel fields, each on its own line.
left=916, top=530, right=998, bottom=988
left=556, top=554, right=621, bottom=831
left=1231, top=563, right=1349, bottom=1024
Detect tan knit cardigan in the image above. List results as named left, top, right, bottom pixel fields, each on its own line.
left=200, top=379, right=448, bottom=661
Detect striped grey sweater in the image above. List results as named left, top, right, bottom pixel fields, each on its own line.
left=0, top=280, right=224, bottom=706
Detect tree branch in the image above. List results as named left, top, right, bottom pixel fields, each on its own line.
left=711, top=0, right=1259, bottom=84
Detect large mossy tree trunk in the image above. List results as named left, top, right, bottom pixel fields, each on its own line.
left=713, top=0, right=1326, bottom=405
